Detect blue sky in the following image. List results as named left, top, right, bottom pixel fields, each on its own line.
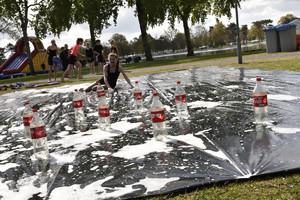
left=0, top=0, right=300, bottom=49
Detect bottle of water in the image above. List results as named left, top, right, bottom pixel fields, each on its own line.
left=98, top=92, right=111, bottom=131
left=150, top=93, right=167, bottom=140
left=73, top=89, right=85, bottom=130
left=96, top=81, right=105, bottom=100
left=30, top=109, right=49, bottom=160
left=174, top=81, right=188, bottom=118
left=22, top=101, right=33, bottom=140
left=133, top=81, right=143, bottom=112
left=253, top=77, right=268, bottom=123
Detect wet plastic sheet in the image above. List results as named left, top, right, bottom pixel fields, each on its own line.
left=0, top=66, right=300, bottom=199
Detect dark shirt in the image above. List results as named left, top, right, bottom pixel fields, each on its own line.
left=85, top=48, right=93, bottom=58
left=94, top=45, right=103, bottom=55
left=99, top=64, right=120, bottom=89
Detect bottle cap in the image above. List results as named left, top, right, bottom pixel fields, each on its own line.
left=177, top=81, right=181, bottom=84
left=101, top=93, right=105, bottom=97
left=32, top=109, right=38, bottom=112
left=97, top=81, right=100, bottom=84
left=135, top=81, right=138, bottom=84
left=256, top=78, right=261, bottom=81
left=75, top=89, right=78, bottom=91
left=24, top=101, right=29, bottom=105
left=153, top=92, right=158, bottom=96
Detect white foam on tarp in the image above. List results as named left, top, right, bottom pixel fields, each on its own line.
left=194, top=128, right=212, bottom=136
left=92, top=151, right=111, bottom=156
left=0, top=163, right=20, bottom=172
left=50, top=152, right=77, bottom=165
left=188, top=101, right=222, bottom=109
left=0, top=135, right=5, bottom=142
left=111, top=121, right=142, bottom=133
left=0, top=151, right=15, bottom=160
left=7, top=125, right=24, bottom=133
left=49, top=176, right=114, bottom=200
left=169, top=134, right=206, bottom=149
left=113, top=139, right=173, bottom=159
left=271, top=127, right=300, bottom=134
left=225, top=85, right=239, bottom=89
left=268, top=94, right=299, bottom=101
left=0, top=178, right=47, bottom=200
left=138, top=177, right=179, bottom=194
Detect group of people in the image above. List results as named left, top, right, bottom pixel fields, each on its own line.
left=42, top=38, right=132, bottom=92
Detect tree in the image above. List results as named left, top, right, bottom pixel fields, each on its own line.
left=252, top=19, right=273, bottom=41
left=240, top=25, right=248, bottom=44
left=166, top=0, right=211, bottom=56
left=0, top=48, right=6, bottom=65
left=227, top=23, right=238, bottom=45
left=0, top=0, right=46, bottom=75
left=278, top=14, right=299, bottom=25
left=164, top=27, right=179, bottom=52
left=174, top=33, right=186, bottom=50
left=211, top=22, right=229, bottom=47
left=5, top=43, right=15, bottom=56
left=110, top=34, right=131, bottom=56
left=153, top=35, right=170, bottom=52
left=0, top=15, right=20, bottom=39
left=193, top=25, right=209, bottom=48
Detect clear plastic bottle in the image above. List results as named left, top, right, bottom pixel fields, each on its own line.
left=22, top=101, right=33, bottom=140
left=98, top=92, right=111, bottom=131
left=174, top=81, right=189, bottom=118
left=30, top=109, right=49, bottom=160
left=96, top=81, right=105, bottom=99
left=253, top=77, right=268, bottom=123
left=150, top=93, right=167, bottom=140
left=133, top=81, right=143, bottom=112
left=73, top=89, right=85, bottom=130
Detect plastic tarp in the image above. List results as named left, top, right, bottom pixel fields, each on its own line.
left=0, top=66, right=300, bottom=199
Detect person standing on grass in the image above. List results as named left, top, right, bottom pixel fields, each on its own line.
left=85, top=52, right=133, bottom=93
left=61, top=38, right=85, bottom=82
left=42, top=39, right=58, bottom=83
left=86, top=42, right=95, bottom=74
left=93, top=39, right=104, bottom=74
left=59, top=46, right=68, bottom=71
left=109, top=39, right=119, bottom=56
left=64, top=44, right=74, bottom=77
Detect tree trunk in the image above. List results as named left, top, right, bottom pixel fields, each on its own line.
left=136, top=0, right=153, bottom=61
left=89, top=22, right=96, bottom=47
left=182, top=15, right=194, bottom=56
left=22, top=23, right=35, bottom=75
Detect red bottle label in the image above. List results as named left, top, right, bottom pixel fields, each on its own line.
left=253, top=95, right=268, bottom=107
left=73, top=100, right=83, bottom=108
left=97, top=90, right=105, bottom=97
left=98, top=106, right=110, bottom=117
left=23, top=114, right=33, bottom=126
left=175, top=94, right=186, bottom=103
left=134, top=91, right=142, bottom=100
left=30, top=126, right=47, bottom=139
left=151, top=109, right=165, bottom=123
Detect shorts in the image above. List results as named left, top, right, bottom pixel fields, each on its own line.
left=69, top=54, right=78, bottom=65
left=87, top=57, right=94, bottom=63
left=48, top=57, right=54, bottom=65
left=96, top=55, right=103, bottom=62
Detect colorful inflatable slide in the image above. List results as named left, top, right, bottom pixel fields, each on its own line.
left=0, top=36, right=49, bottom=76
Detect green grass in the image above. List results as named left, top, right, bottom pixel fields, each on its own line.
left=143, top=172, right=300, bottom=200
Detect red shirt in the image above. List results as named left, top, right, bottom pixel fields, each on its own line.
left=70, top=44, right=80, bottom=56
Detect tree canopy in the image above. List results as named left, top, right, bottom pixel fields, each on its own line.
left=277, top=14, right=299, bottom=25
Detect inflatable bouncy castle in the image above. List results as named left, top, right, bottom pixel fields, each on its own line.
left=0, top=36, right=49, bottom=76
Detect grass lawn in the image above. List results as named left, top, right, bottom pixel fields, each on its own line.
left=1, top=50, right=300, bottom=199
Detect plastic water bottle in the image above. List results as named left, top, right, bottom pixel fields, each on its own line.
left=133, top=81, right=143, bottom=112
left=22, top=101, right=33, bottom=140
left=30, top=109, right=49, bottom=159
left=73, top=89, right=85, bottom=130
left=98, top=92, right=111, bottom=130
left=96, top=81, right=105, bottom=99
left=150, top=93, right=167, bottom=140
left=253, top=77, right=268, bottom=123
left=174, top=81, right=188, bottom=118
